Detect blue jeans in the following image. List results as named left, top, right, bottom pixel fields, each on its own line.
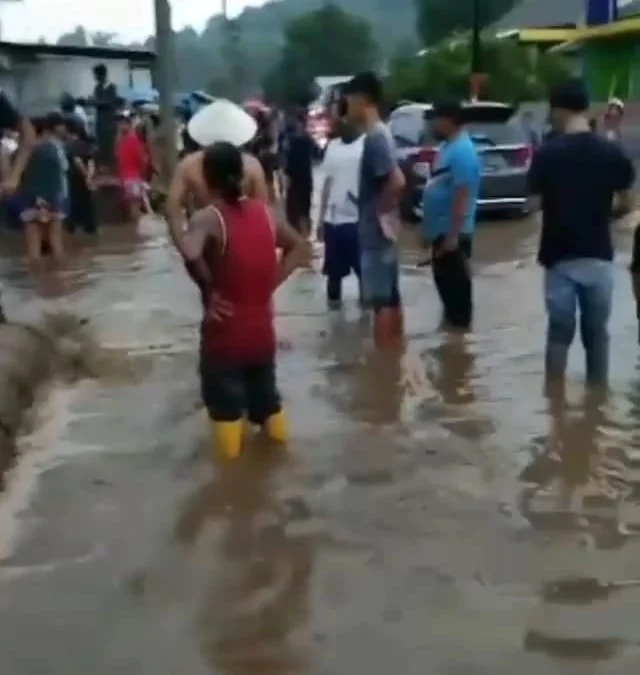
left=544, top=259, right=613, bottom=383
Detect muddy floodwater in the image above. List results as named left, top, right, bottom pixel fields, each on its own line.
left=1, top=214, right=640, bottom=674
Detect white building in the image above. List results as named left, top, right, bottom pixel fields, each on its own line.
left=0, top=40, right=154, bottom=113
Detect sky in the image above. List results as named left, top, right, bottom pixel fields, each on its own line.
left=0, top=0, right=267, bottom=43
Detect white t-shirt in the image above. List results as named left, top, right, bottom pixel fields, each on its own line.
left=321, top=135, right=364, bottom=225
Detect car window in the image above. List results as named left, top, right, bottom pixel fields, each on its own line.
left=389, top=111, right=425, bottom=148
left=423, top=119, right=527, bottom=146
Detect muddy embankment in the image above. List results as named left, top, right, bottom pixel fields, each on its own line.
left=0, top=312, right=130, bottom=479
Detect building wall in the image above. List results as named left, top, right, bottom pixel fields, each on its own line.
left=0, top=52, right=152, bottom=113
left=583, top=39, right=639, bottom=100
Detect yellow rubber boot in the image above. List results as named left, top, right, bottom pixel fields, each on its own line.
left=211, top=419, right=243, bottom=460
left=264, top=410, right=289, bottom=443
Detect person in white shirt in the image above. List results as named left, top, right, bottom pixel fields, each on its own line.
left=317, top=98, right=365, bottom=309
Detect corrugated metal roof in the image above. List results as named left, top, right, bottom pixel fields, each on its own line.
left=492, top=0, right=584, bottom=31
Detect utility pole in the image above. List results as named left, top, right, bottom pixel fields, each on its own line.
left=469, top=0, right=486, bottom=101
left=153, top=0, right=177, bottom=185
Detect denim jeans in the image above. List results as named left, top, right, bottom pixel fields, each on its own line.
left=360, top=244, right=401, bottom=310
left=544, top=258, right=613, bottom=383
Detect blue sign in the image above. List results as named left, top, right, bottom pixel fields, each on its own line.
left=586, top=0, right=619, bottom=26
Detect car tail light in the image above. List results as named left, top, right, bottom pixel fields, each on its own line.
left=412, top=146, right=438, bottom=179
left=512, top=145, right=532, bottom=167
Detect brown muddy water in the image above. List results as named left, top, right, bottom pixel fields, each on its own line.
left=0, top=215, right=640, bottom=674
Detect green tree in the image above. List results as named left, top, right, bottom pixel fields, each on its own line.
left=386, top=38, right=571, bottom=104
left=416, top=0, right=517, bottom=46
left=90, top=31, right=118, bottom=47
left=57, top=26, right=89, bottom=47
left=263, top=3, right=380, bottom=104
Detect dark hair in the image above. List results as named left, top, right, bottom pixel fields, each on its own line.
left=432, top=100, right=464, bottom=126
left=93, top=63, right=107, bottom=78
left=60, top=92, right=75, bottom=113
left=31, top=116, right=46, bottom=135
left=344, top=71, right=384, bottom=107
left=44, top=111, right=65, bottom=132
left=549, top=78, right=589, bottom=113
left=202, top=141, right=243, bottom=205
left=64, top=115, right=82, bottom=137
left=337, top=96, right=348, bottom=118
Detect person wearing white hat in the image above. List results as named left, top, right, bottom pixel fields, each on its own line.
left=604, top=97, right=624, bottom=142
left=166, top=98, right=270, bottom=256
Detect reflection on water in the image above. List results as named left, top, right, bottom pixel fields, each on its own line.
left=519, top=383, right=640, bottom=662
left=7, top=216, right=640, bottom=672
left=175, top=446, right=313, bottom=674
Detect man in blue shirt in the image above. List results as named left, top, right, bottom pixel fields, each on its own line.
left=422, top=100, right=481, bottom=329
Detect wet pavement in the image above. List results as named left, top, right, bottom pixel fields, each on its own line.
left=1, top=215, right=640, bottom=673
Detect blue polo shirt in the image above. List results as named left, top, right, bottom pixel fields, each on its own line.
left=422, top=131, right=481, bottom=238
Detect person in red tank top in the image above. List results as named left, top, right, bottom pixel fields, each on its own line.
left=178, top=142, right=309, bottom=460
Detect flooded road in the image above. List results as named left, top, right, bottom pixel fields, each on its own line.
left=1, top=215, right=640, bottom=674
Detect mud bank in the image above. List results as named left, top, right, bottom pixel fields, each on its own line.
left=0, top=313, right=101, bottom=477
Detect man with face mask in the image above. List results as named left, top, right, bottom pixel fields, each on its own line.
left=422, top=100, right=481, bottom=331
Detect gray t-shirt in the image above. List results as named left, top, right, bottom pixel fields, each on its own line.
left=357, top=121, right=397, bottom=250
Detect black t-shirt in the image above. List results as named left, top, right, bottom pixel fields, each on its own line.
left=529, top=131, right=634, bottom=267
left=285, top=131, right=318, bottom=187
left=0, top=91, right=21, bottom=132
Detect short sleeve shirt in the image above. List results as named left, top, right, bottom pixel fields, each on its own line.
left=422, top=131, right=481, bottom=238
left=358, top=121, right=398, bottom=250
left=321, top=135, right=364, bottom=225
left=528, top=131, right=634, bottom=267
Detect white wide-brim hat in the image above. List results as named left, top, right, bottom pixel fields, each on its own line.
left=187, top=98, right=257, bottom=148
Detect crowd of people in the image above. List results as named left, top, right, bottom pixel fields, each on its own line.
left=0, top=63, right=163, bottom=264
left=0, top=64, right=637, bottom=460
left=163, top=72, right=640, bottom=460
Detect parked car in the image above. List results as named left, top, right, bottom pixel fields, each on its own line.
left=388, top=101, right=533, bottom=221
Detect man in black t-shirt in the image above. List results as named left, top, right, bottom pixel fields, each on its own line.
left=528, top=79, right=634, bottom=384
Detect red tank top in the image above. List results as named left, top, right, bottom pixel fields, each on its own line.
left=200, top=199, right=278, bottom=363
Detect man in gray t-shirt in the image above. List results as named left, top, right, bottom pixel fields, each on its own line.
left=344, top=72, right=405, bottom=345
left=358, top=121, right=397, bottom=250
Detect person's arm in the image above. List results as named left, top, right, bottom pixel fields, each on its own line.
left=612, top=147, right=635, bottom=214
left=269, top=207, right=311, bottom=286
left=86, top=155, right=96, bottom=183
left=166, top=158, right=190, bottom=254
left=317, top=142, right=335, bottom=227
left=368, top=131, right=405, bottom=213
left=73, top=156, right=88, bottom=178
left=181, top=206, right=221, bottom=297
left=526, top=146, right=545, bottom=213
left=244, top=154, right=269, bottom=201
left=448, top=148, right=478, bottom=239
left=0, top=144, right=11, bottom=182
left=0, top=93, right=35, bottom=192
left=318, top=177, right=332, bottom=224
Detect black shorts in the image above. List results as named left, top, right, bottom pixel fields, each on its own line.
left=199, top=358, right=282, bottom=423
